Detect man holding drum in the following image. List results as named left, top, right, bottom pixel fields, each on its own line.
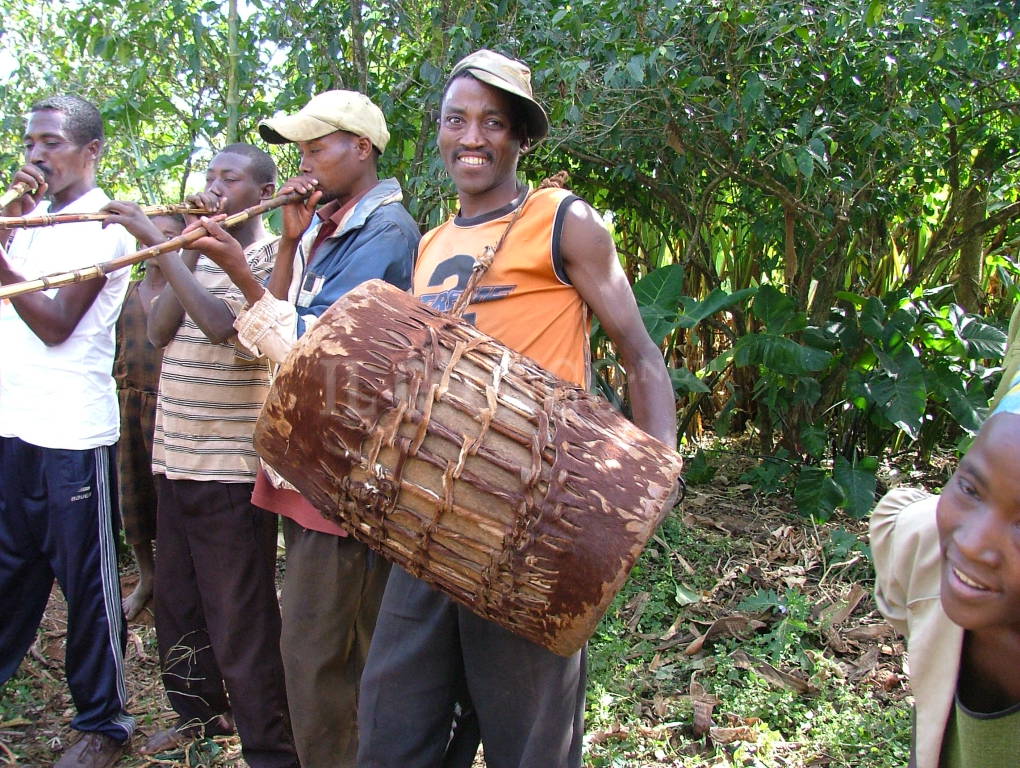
left=190, top=91, right=419, bottom=767
left=0, top=94, right=136, bottom=768
left=356, top=50, right=677, bottom=768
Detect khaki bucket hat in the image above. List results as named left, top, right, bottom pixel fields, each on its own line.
left=448, top=49, right=549, bottom=144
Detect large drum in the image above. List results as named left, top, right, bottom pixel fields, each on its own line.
left=254, top=279, right=683, bottom=656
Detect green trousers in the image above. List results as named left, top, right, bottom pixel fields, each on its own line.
left=280, top=518, right=391, bottom=768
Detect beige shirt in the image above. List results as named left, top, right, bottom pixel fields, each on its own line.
left=152, top=237, right=278, bottom=482
left=871, top=486, right=964, bottom=768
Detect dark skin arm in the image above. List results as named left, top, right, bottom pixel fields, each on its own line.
left=102, top=198, right=237, bottom=347
left=0, top=165, right=107, bottom=346
left=561, top=201, right=677, bottom=448
left=200, top=176, right=321, bottom=305
left=180, top=216, right=249, bottom=297
left=265, top=176, right=321, bottom=301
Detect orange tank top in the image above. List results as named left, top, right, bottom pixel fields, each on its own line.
left=413, top=187, right=590, bottom=387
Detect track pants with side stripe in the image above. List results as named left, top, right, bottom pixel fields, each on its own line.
left=0, top=437, right=134, bottom=742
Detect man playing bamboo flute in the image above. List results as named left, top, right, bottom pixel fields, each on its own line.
left=101, top=144, right=298, bottom=768
left=356, top=50, right=677, bottom=768
left=0, top=94, right=136, bottom=768
left=191, top=90, right=419, bottom=768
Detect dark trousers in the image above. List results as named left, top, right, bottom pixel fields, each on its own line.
left=280, top=519, right=391, bottom=768
left=357, top=566, right=586, bottom=768
left=153, top=475, right=297, bottom=768
left=0, top=437, right=133, bottom=741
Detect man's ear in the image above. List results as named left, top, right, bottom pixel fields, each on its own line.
left=85, top=138, right=102, bottom=163
left=520, top=137, right=532, bottom=155
left=356, top=136, right=374, bottom=161
left=260, top=182, right=276, bottom=201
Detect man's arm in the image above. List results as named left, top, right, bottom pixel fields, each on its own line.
left=560, top=200, right=677, bottom=447
left=264, top=177, right=321, bottom=301
left=0, top=259, right=106, bottom=346
left=200, top=176, right=321, bottom=307
left=0, top=168, right=107, bottom=346
left=102, top=201, right=238, bottom=347
left=146, top=248, right=242, bottom=346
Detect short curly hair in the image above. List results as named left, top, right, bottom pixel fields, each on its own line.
left=220, top=142, right=278, bottom=186
left=29, top=94, right=104, bottom=148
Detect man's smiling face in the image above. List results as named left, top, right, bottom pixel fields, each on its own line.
left=437, top=74, right=526, bottom=214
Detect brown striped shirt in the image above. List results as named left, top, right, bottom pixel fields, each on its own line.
left=152, top=237, right=278, bottom=482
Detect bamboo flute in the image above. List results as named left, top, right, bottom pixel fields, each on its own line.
left=0, top=181, right=33, bottom=210
left=0, top=190, right=307, bottom=301
left=0, top=203, right=215, bottom=229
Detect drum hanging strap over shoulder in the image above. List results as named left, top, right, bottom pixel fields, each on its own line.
left=448, top=192, right=529, bottom=320
left=447, top=172, right=571, bottom=319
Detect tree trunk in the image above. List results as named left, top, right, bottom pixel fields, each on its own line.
left=225, top=0, right=239, bottom=143
left=350, top=0, right=368, bottom=93
left=954, top=146, right=994, bottom=312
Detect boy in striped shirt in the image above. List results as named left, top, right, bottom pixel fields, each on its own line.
left=103, top=143, right=298, bottom=767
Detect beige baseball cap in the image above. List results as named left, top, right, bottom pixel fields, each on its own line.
left=259, top=90, right=390, bottom=153
left=447, top=49, right=549, bottom=144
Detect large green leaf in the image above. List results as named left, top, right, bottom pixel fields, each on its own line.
left=871, top=341, right=922, bottom=378
left=638, top=304, right=681, bottom=344
left=944, top=382, right=987, bottom=434
left=678, top=286, right=756, bottom=328
left=633, top=264, right=686, bottom=341
left=833, top=455, right=878, bottom=518
left=834, top=291, right=868, bottom=308
left=669, top=366, right=711, bottom=394
left=794, top=466, right=843, bottom=521
left=800, top=424, right=828, bottom=459
left=860, top=297, right=887, bottom=339
left=633, top=264, right=685, bottom=309
left=956, top=316, right=1007, bottom=360
left=863, top=369, right=927, bottom=439
left=685, top=450, right=716, bottom=485
left=883, top=306, right=920, bottom=346
left=733, top=333, right=832, bottom=375
left=751, top=285, right=803, bottom=335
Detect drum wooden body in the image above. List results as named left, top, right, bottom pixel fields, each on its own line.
left=255, top=279, right=683, bottom=656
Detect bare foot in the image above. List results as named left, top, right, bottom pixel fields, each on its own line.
left=123, top=540, right=155, bottom=621
left=139, top=714, right=234, bottom=756
left=122, top=582, right=152, bottom=621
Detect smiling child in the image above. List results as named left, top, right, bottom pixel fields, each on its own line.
left=871, top=372, right=1020, bottom=767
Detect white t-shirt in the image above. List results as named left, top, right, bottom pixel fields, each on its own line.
left=0, top=188, right=134, bottom=449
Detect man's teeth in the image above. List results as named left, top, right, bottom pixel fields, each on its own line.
left=460, top=157, right=486, bottom=165
left=955, top=567, right=989, bottom=590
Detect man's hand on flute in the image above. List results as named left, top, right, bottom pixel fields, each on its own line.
left=279, top=176, right=321, bottom=241
left=1, top=166, right=43, bottom=270
left=3, top=165, right=47, bottom=216
left=183, top=189, right=226, bottom=226
left=257, top=175, right=320, bottom=303
left=101, top=201, right=167, bottom=248
left=186, top=215, right=264, bottom=306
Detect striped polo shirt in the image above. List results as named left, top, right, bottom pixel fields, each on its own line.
left=152, top=237, right=278, bottom=482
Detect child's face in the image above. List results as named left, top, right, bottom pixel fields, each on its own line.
left=936, top=412, right=1020, bottom=633
left=151, top=215, right=184, bottom=242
